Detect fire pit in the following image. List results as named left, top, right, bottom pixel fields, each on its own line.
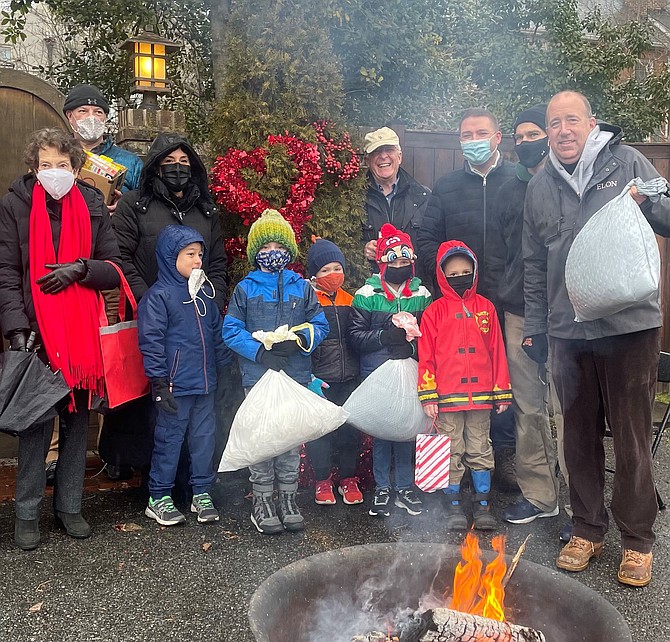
left=248, top=543, right=631, bottom=642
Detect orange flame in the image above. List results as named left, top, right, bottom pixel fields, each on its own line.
left=448, top=532, right=507, bottom=621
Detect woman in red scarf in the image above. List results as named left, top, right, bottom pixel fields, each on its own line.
left=0, top=128, right=121, bottom=550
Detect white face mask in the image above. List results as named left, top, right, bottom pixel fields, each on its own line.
left=74, top=115, right=106, bottom=143
left=183, top=268, right=216, bottom=316
left=37, top=169, right=76, bottom=200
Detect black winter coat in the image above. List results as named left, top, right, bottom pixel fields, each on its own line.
left=417, top=157, right=516, bottom=302
left=364, top=167, right=431, bottom=284
left=490, top=168, right=530, bottom=317
left=113, top=133, right=228, bottom=310
left=0, top=174, right=121, bottom=337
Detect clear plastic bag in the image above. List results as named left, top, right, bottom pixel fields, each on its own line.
left=565, top=178, right=665, bottom=322
left=343, top=358, right=431, bottom=442
left=218, top=369, right=349, bottom=472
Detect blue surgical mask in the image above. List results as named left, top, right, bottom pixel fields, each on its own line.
left=256, top=248, right=291, bottom=272
left=461, top=135, right=496, bottom=166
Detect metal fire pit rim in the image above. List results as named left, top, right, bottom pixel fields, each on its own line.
left=248, top=542, right=632, bottom=642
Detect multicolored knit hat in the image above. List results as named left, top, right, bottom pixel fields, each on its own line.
left=246, top=209, right=299, bottom=265
left=376, top=223, right=416, bottom=300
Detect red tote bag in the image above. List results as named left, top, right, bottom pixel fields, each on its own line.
left=414, top=423, right=451, bottom=492
left=98, top=262, right=150, bottom=409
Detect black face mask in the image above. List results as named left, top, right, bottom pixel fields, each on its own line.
left=515, top=137, right=549, bottom=169
left=384, top=265, right=413, bottom=285
left=447, top=274, right=474, bottom=297
left=160, top=162, right=192, bottom=192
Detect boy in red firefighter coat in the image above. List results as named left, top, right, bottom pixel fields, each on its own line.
left=417, top=240, right=512, bottom=531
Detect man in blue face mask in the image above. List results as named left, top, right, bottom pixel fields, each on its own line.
left=417, top=108, right=518, bottom=491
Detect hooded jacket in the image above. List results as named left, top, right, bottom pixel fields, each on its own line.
left=418, top=155, right=516, bottom=302
left=93, top=136, right=143, bottom=193
left=310, top=284, right=359, bottom=383
left=223, top=268, right=329, bottom=387
left=417, top=240, right=512, bottom=412
left=523, top=123, right=670, bottom=340
left=0, top=174, right=121, bottom=337
left=113, top=133, right=228, bottom=310
left=348, top=273, right=432, bottom=380
left=137, top=225, right=231, bottom=396
left=364, top=167, right=431, bottom=284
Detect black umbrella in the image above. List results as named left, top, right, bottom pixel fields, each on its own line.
left=0, top=350, right=71, bottom=436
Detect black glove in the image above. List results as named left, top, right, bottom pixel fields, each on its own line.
left=380, top=325, right=407, bottom=346
left=522, top=334, right=548, bottom=364
left=8, top=328, right=29, bottom=351
left=388, top=341, right=414, bottom=360
left=151, top=378, right=178, bottom=414
left=35, top=260, right=87, bottom=294
left=257, top=346, right=288, bottom=372
left=270, top=340, right=301, bottom=357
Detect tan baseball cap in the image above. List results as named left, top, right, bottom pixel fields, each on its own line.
left=364, top=127, right=400, bottom=154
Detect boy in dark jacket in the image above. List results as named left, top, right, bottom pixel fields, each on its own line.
left=417, top=240, right=512, bottom=531
left=138, top=225, right=231, bottom=526
left=223, top=209, right=329, bottom=535
left=348, top=223, right=432, bottom=518
left=306, top=237, right=362, bottom=506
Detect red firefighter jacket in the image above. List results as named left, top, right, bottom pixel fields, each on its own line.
left=417, top=240, right=512, bottom=412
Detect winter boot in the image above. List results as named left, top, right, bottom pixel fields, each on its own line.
left=277, top=483, right=305, bottom=532
left=14, top=518, right=40, bottom=550
left=443, top=484, right=468, bottom=531
left=471, top=470, right=497, bottom=531
left=251, top=485, right=283, bottom=535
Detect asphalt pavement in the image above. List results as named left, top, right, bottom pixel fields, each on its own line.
left=0, top=441, right=668, bottom=642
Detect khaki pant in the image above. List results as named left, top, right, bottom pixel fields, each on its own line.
left=435, top=409, right=493, bottom=486
left=505, top=312, right=559, bottom=511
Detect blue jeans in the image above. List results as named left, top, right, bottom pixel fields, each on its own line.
left=149, top=393, right=216, bottom=500
left=372, top=438, right=414, bottom=490
left=490, top=406, right=516, bottom=451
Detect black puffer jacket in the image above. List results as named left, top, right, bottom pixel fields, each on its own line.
left=417, top=156, right=516, bottom=302
left=489, top=166, right=531, bottom=317
left=0, top=175, right=121, bottom=336
left=364, top=167, right=431, bottom=284
left=113, top=133, right=228, bottom=310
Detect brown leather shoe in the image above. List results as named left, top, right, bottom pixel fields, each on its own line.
left=556, top=536, right=604, bottom=572
left=618, top=549, right=652, bottom=587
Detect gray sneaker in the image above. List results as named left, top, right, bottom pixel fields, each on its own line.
left=145, top=496, right=186, bottom=526
left=394, top=489, right=423, bottom=516
left=277, top=490, right=305, bottom=532
left=251, top=492, right=284, bottom=535
left=191, top=493, right=220, bottom=523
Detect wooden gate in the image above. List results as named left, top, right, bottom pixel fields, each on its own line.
left=0, top=68, right=68, bottom=193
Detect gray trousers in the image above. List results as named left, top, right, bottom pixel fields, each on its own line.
left=505, top=312, right=560, bottom=512
left=15, top=390, right=89, bottom=520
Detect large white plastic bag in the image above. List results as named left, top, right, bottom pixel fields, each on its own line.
left=343, top=358, right=431, bottom=441
left=218, top=369, right=348, bottom=472
left=565, top=179, right=662, bottom=322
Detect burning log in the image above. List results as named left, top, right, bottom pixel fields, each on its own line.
left=352, top=608, right=545, bottom=642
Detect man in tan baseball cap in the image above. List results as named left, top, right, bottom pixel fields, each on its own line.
left=363, top=126, right=431, bottom=285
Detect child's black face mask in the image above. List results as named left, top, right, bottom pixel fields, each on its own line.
left=447, top=274, right=474, bottom=297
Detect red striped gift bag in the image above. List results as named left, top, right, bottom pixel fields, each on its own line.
left=414, top=426, right=451, bottom=492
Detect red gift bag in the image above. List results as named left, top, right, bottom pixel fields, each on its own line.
left=415, top=425, right=451, bottom=492
left=98, top=262, right=149, bottom=409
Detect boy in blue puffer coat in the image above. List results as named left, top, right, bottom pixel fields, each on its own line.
left=223, top=209, right=329, bottom=535
left=138, top=225, right=231, bottom=526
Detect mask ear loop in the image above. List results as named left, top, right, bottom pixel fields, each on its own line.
left=289, top=322, right=314, bottom=353
left=201, top=275, right=216, bottom=300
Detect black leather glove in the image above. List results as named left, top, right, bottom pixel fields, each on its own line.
left=522, top=334, right=548, bottom=364
left=270, top=340, right=301, bottom=357
left=388, top=341, right=414, bottom=360
left=35, top=260, right=87, bottom=294
left=151, top=378, right=178, bottom=414
left=257, top=346, right=288, bottom=372
left=8, top=328, right=29, bottom=351
left=380, top=325, right=407, bottom=346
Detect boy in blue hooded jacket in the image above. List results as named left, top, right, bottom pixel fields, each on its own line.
left=223, top=209, right=329, bottom=535
left=138, top=225, right=231, bottom=526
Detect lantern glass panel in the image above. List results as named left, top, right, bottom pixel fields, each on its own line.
left=154, top=44, right=165, bottom=56
left=139, top=56, right=153, bottom=79
left=139, top=42, right=152, bottom=54
left=154, top=57, right=166, bottom=81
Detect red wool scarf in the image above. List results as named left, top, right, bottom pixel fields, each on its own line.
left=29, top=182, right=104, bottom=408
